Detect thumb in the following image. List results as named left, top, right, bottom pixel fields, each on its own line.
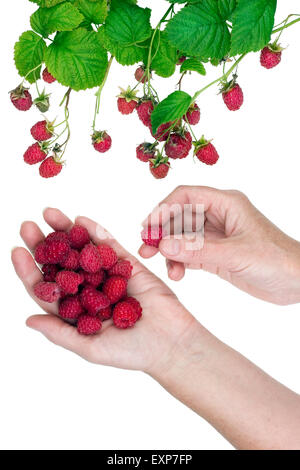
left=159, top=235, right=234, bottom=267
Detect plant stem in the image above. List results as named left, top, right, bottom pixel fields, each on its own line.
left=272, top=16, right=300, bottom=34
left=92, top=55, right=114, bottom=131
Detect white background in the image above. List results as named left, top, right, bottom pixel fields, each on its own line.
left=1, top=0, right=300, bottom=450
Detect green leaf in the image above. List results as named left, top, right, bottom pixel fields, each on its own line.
left=30, top=3, right=84, bottom=37
left=14, top=31, right=46, bottom=83
left=231, top=0, right=277, bottom=55
left=45, top=28, right=108, bottom=90
left=98, top=27, right=146, bottom=66
left=148, top=31, right=177, bottom=78
left=165, top=1, right=231, bottom=60
left=218, top=0, right=237, bottom=20
left=73, top=0, right=107, bottom=25
left=151, top=91, right=192, bottom=135
left=180, top=58, right=206, bottom=75
left=105, top=1, right=151, bottom=46
left=29, top=0, right=66, bottom=7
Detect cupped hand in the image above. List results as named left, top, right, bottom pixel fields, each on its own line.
left=11, top=208, right=196, bottom=373
left=139, top=186, right=300, bottom=306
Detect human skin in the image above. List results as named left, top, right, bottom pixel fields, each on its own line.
left=139, top=186, right=300, bottom=306
left=11, top=208, right=300, bottom=450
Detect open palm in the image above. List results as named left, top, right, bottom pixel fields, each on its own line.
left=11, top=208, right=195, bottom=373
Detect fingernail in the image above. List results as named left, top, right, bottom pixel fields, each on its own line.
left=161, top=239, right=180, bottom=256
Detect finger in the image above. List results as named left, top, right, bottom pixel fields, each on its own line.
left=26, top=314, right=96, bottom=361
left=166, top=259, right=185, bottom=281
left=20, top=221, right=45, bottom=253
left=138, top=244, right=159, bottom=259
left=43, top=207, right=73, bottom=232
left=159, top=234, right=233, bottom=268
left=11, top=248, right=57, bottom=314
left=75, top=216, right=134, bottom=262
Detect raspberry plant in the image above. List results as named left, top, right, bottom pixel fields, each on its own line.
left=11, top=0, right=300, bottom=178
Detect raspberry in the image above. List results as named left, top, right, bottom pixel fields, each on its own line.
left=24, top=143, right=47, bottom=165
left=10, top=85, right=32, bottom=111
left=137, top=100, right=154, bottom=127
left=103, top=275, right=128, bottom=304
left=98, top=305, right=112, bottom=321
left=184, top=103, right=200, bottom=125
left=31, top=120, right=54, bottom=142
left=39, top=156, right=63, bottom=178
left=152, top=122, right=173, bottom=142
left=68, top=224, right=90, bottom=249
left=59, top=295, right=83, bottom=320
left=77, top=314, right=102, bottom=335
left=124, top=296, right=142, bottom=320
left=80, top=286, right=110, bottom=316
left=42, top=67, right=56, bottom=84
left=35, top=242, right=48, bottom=264
left=34, top=281, right=61, bottom=303
left=97, top=244, right=118, bottom=270
left=135, top=66, right=149, bottom=83
left=141, top=225, right=164, bottom=248
left=92, top=131, right=112, bottom=153
left=42, top=264, right=59, bottom=282
left=44, top=239, right=70, bottom=264
left=108, top=260, right=133, bottom=280
left=81, top=270, right=105, bottom=287
left=117, top=87, right=139, bottom=115
left=60, top=249, right=80, bottom=270
left=56, top=270, right=82, bottom=295
left=149, top=160, right=170, bottom=179
left=46, top=231, right=69, bottom=243
left=136, top=143, right=156, bottom=162
left=165, top=130, right=192, bottom=160
left=260, top=45, right=282, bottom=69
left=79, top=243, right=102, bottom=273
left=113, top=301, right=138, bottom=329
left=195, top=138, right=219, bottom=166
left=222, top=84, right=244, bottom=111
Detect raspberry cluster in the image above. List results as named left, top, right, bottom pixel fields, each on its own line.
left=33, top=224, right=141, bottom=335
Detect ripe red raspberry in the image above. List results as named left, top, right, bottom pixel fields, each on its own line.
left=10, top=85, right=32, bottom=111
left=222, top=84, right=244, bottom=111
left=24, top=143, right=47, bottom=165
left=34, top=281, right=61, bottom=303
left=136, top=143, right=156, bottom=162
left=98, top=305, right=112, bottom=321
left=195, top=139, right=219, bottom=166
left=124, top=296, right=142, bottom=320
left=31, top=120, right=54, bottom=141
left=137, top=100, right=154, bottom=127
left=108, top=259, right=133, bottom=280
left=56, top=270, right=82, bottom=295
left=79, top=243, right=102, bottom=273
left=113, top=301, right=138, bottom=329
left=80, top=286, right=110, bottom=316
left=81, top=270, right=105, bottom=287
left=59, top=295, right=83, bottom=320
left=117, top=97, right=137, bottom=115
left=60, top=249, right=80, bottom=270
left=77, top=314, right=102, bottom=335
left=97, top=244, right=118, bottom=270
left=184, top=103, right=200, bottom=125
left=150, top=160, right=170, bottom=179
left=103, top=275, right=128, bottom=304
left=45, top=231, right=69, bottom=243
left=44, top=239, right=70, bottom=264
left=39, top=156, right=63, bottom=178
left=141, top=225, right=164, bottom=248
left=68, top=224, right=90, bottom=249
left=92, top=131, right=112, bottom=153
left=165, top=130, right=192, bottom=159
left=42, top=67, right=56, bottom=84
left=260, top=45, right=282, bottom=69
left=135, top=66, right=149, bottom=83
left=35, top=242, right=48, bottom=264
left=42, top=264, right=59, bottom=282
left=152, top=122, right=173, bottom=142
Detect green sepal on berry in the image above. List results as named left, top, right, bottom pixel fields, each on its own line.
left=192, top=135, right=212, bottom=153
left=149, top=152, right=170, bottom=169
left=219, top=73, right=238, bottom=94
left=117, top=86, right=139, bottom=103
left=33, top=89, right=51, bottom=112
left=266, top=42, right=284, bottom=53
